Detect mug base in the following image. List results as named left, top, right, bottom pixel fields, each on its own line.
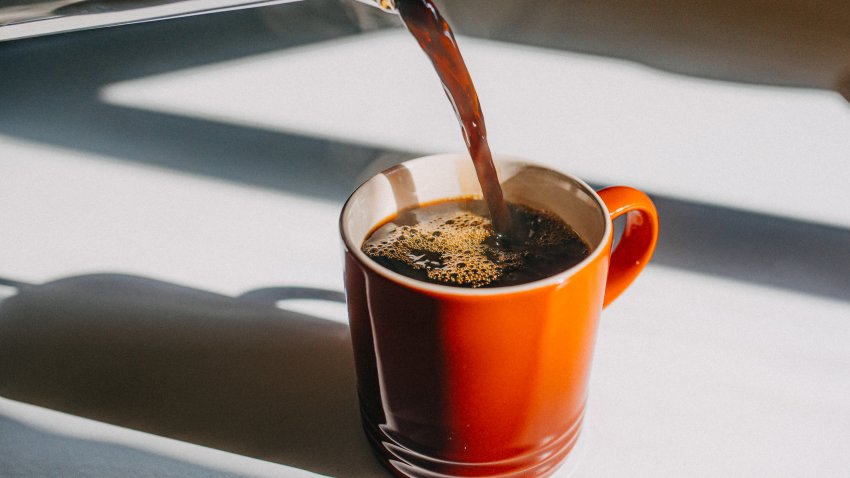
left=361, top=409, right=584, bottom=478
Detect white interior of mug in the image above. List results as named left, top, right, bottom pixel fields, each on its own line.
left=340, top=154, right=611, bottom=293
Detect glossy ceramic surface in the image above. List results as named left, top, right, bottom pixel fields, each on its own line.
left=341, top=154, right=658, bottom=477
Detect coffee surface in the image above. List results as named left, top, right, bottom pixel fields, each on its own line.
left=362, top=198, right=591, bottom=288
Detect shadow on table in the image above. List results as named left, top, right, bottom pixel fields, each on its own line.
left=0, top=274, right=388, bottom=477
left=0, top=415, right=246, bottom=478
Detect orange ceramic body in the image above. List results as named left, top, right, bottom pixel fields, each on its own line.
left=340, top=155, right=658, bottom=477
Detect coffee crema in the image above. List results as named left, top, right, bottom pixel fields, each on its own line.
left=362, top=198, right=591, bottom=288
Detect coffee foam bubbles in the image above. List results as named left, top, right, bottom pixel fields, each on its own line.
left=363, top=210, right=521, bottom=287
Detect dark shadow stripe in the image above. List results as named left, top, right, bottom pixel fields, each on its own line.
left=0, top=102, right=412, bottom=202
left=593, top=181, right=850, bottom=302
left=0, top=417, right=246, bottom=477
left=640, top=193, right=849, bottom=302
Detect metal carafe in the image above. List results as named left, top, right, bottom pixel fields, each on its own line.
left=0, top=0, right=396, bottom=41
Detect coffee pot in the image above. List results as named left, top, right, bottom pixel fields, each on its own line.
left=0, top=0, right=397, bottom=41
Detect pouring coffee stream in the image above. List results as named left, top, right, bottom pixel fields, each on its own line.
left=394, top=0, right=514, bottom=239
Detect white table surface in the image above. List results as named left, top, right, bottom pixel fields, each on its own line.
left=1, top=8, right=849, bottom=478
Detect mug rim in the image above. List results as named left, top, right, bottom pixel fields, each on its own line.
left=340, top=153, right=612, bottom=296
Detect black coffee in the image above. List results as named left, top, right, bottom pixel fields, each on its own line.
left=362, top=198, right=591, bottom=288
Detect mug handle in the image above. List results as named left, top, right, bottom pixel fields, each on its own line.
left=597, top=186, right=659, bottom=308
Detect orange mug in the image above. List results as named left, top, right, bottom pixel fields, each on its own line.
left=340, top=154, right=658, bottom=477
